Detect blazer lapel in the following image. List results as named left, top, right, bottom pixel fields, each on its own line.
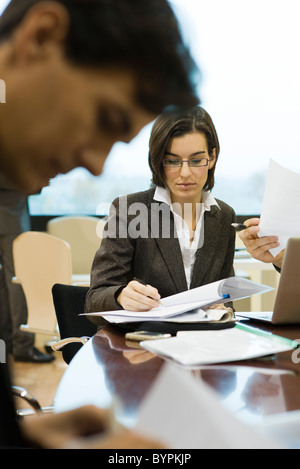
left=190, top=206, right=222, bottom=288
left=155, top=236, right=188, bottom=293
left=148, top=193, right=188, bottom=293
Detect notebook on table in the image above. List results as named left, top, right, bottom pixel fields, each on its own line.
left=238, top=237, right=300, bottom=324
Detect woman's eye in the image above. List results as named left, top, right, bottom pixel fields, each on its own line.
left=167, top=159, right=180, bottom=166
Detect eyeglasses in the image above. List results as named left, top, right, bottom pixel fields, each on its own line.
left=163, top=157, right=210, bottom=168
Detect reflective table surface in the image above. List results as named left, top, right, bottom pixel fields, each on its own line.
left=54, top=322, right=300, bottom=429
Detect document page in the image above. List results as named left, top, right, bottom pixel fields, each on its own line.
left=160, top=277, right=271, bottom=308
left=259, top=159, right=300, bottom=256
left=84, top=277, right=272, bottom=324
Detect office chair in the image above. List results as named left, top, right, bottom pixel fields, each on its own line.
left=12, top=231, right=73, bottom=338
left=12, top=386, right=53, bottom=417
left=11, top=284, right=94, bottom=417
left=47, top=216, right=105, bottom=284
left=51, top=283, right=97, bottom=364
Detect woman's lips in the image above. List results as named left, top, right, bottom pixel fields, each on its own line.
left=177, top=182, right=196, bottom=190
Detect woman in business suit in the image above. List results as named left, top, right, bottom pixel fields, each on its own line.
left=85, top=106, right=236, bottom=313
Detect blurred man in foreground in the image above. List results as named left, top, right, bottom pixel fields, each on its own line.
left=0, top=0, right=199, bottom=448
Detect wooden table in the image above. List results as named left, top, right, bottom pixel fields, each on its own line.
left=54, top=322, right=300, bottom=429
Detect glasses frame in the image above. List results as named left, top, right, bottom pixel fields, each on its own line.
left=162, top=157, right=211, bottom=168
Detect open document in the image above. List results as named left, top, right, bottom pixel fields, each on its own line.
left=259, top=159, right=300, bottom=256
left=84, top=277, right=273, bottom=324
left=141, top=323, right=298, bottom=366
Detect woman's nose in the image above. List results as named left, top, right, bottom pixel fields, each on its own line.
left=179, top=161, right=192, bottom=176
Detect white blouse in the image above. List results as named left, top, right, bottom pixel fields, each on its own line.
left=154, top=186, right=220, bottom=288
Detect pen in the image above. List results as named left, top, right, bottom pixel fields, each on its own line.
left=231, top=223, right=247, bottom=231
left=133, top=277, right=160, bottom=302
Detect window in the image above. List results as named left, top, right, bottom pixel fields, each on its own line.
left=1, top=0, right=299, bottom=216
left=29, top=123, right=154, bottom=216
left=177, top=0, right=300, bottom=216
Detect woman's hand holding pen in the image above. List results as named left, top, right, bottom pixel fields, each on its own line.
left=237, top=217, right=284, bottom=268
left=117, top=279, right=161, bottom=311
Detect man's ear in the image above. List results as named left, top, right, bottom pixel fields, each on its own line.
left=11, top=1, right=70, bottom=64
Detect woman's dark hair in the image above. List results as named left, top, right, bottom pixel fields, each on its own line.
left=0, top=0, right=200, bottom=113
left=149, top=106, right=220, bottom=191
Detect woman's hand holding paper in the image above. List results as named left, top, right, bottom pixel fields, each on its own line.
left=239, top=217, right=284, bottom=268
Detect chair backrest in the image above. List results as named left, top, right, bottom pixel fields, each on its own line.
left=46, top=216, right=105, bottom=274
left=13, top=232, right=72, bottom=335
left=52, top=283, right=96, bottom=364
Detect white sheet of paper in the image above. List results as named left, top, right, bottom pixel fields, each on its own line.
left=259, top=159, right=300, bottom=256
left=99, top=308, right=234, bottom=324
left=141, top=324, right=297, bottom=366
left=83, top=277, right=272, bottom=324
left=100, top=308, right=215, bottom=324
left=134, top=363, right=280, bottom=449
left=255, top=410, right=300, bottom=448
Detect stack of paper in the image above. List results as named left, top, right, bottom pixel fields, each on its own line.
left=141, top=323, right=298, bottom=366
left=84, top=277, right=273, bottom=324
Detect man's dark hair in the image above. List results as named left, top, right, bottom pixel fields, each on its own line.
left=0, top=0, right=200, bottom=113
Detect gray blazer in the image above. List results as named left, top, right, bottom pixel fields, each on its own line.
left=85, top=187, right=236, bottom=313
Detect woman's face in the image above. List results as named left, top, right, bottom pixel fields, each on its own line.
left=163, top=131, right=216, bottom=205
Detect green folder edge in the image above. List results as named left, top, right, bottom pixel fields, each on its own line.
left=235, top=322, right=299, bottom=350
